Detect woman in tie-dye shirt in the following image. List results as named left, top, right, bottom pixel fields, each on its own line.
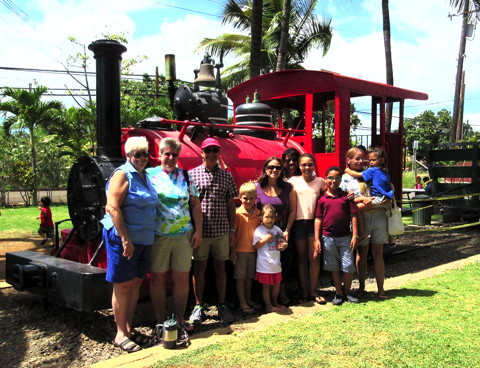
left=147, top=138, right=202, bottom=341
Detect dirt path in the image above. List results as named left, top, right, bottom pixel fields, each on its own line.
left=1, top=226, right=479, bottom=368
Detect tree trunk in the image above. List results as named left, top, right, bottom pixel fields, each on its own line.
left=250, top=0, right=263, bottom=78
left=30, top=127, right=38, bottom=206
left=276, top=0, right=291, bottom=71
left=382, top=0, right=394, bottom=132
left=450, top=9, right=468, bottom=142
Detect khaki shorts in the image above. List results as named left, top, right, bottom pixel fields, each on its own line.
left=234, top=252, right=256, bottom=279
left=150, top=230, right=193, bottom=273
left=193, top=233, right=229, bottom=261
left=363, top=210, right=389, bottom=244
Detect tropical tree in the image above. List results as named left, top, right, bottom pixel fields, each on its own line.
left=0, top=86, right=63, bottom=205
left=404, top=109, right=453, bottom=158
left=36, top=132, right=72, bottom=192
left=46, top=105, right=96, bottom=157
left=0, top=129, right=33, bottom=206
left=250, top=0, right=263, bottom=77
left=198, top=0, right=332, bottom=88
left=382, top=0, right=394, bottom=132
left=121, top=74, right=174, bottom=125
left=276, top=0, right=292, bottom=71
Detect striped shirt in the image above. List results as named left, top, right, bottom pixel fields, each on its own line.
left=189, top=164, right=238, bottom=238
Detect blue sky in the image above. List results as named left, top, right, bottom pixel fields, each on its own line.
left=1, top=0, right=479, bottom=131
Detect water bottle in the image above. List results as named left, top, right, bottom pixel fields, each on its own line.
left=162, top=314, right=178, bottom=349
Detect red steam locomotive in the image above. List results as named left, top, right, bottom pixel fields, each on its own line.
left=5, top=39, right=427, bottom=311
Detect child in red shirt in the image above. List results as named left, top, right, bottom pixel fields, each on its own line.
left=37, top=196, right=54, bottom=245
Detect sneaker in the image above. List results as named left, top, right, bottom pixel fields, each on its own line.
left=189, top=305, right=205, bottom=324
left=217, top=304, right=234, bottom=323
left=332, top=294, right=344, bottom=306
left=345, top=294, right=360, bottom=303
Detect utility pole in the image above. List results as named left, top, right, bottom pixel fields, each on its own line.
left=155, top=66, right=159, bottom=100
left=456, top=70, right=466, bottom=141
left=450, top=10, right=468, bottom=143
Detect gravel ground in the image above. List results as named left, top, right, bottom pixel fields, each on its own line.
left=1, top=224, right=479, bottom=368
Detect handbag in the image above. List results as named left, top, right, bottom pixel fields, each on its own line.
left=387, top=199, right=404, bottom=236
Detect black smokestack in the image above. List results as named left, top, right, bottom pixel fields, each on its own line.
left=88, top=39, right=127, bottom=158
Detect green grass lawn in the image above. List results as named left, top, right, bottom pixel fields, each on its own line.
left=0, top=205, right=71, bottom=235
left=402, top=214, right=441, bottom=226
left=152, top=262, right=480, bottom=368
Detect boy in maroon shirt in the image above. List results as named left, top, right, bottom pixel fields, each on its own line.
left=314, top=167, right=359, bottom=305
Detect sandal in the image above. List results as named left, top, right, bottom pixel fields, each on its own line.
left=177, top=327, right=190, bottom=347
left=113, top=338, right=142, bottom=353
left=377, top=292, right=388, bottom=300
left=248, top=302, right=262, bottom=311
left=271, top=305, right=288, bottom=314
left=314, top=296, right=327, bottom=305
left=131, top=332, right=152, bottom=347
left=179, top=321, right=194, bottom=333
left=240, top=306, right=256, bottom=315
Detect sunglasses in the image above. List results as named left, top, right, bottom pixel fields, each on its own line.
left=285, top=158, right=297, bottom=163
left=163, top=152, right=179, bottom=158
left=130, top=151, right=149, bottom=159
left=326, top=176, right=342, bottom=181
left=300, top=163, right=314, bottom=168
left=266, top=165, right=282, bottom=171
left=203, top=147, right=220, bottom=154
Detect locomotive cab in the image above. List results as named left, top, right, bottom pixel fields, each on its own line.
left=228, top=70, right=428, bottom=200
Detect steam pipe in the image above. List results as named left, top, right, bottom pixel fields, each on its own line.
left=165, top=54, right=177, bottom=109
left=88, top=39, right=127, bottom=158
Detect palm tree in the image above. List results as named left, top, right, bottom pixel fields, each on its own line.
left=276, top=0, right=292, bottom=71
left=198, top=0, right=332, bottom=89
left=382, top=0, right=394, bottom=132
left=250, top=0, right=263, bottom=77
left=0, top=86, right=63, bottom=205
left=449, top=0, right=480, bottom=141
left=48, top=105, right=96, bottom=157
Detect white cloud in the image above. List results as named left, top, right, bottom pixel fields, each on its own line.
left=129, top=14, right=238, bottom=82
left=1, top=0, right=479, bottom=129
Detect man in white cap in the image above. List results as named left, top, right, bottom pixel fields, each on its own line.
left=188, top=137, right=238, bottom=323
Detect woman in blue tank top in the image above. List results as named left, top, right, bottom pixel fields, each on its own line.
left=101, top=136, right=158, bottom=353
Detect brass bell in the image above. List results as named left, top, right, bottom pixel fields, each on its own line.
left=194, top=62, right=216, bottom=87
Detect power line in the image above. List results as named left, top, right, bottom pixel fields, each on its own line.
left=155, top=1, right=222, bottom=19
left=0, top=65, right=192, bottom=84
left=1, top=0, right=32, bottom=24
left=1, top=66, right=479, bottom=115
left=0, top=66, right=153, bottom=79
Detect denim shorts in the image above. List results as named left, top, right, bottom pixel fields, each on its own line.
left=104, top=227, right=151, bottom=284
left=322, top=235, right=356, bottom=273
left=292, top=220, right=315, bottom=241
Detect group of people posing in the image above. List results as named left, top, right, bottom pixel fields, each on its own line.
left=102, top=136, right=393, bottom=353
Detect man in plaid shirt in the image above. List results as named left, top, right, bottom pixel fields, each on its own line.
left=189, top=138, right=238, bottom=324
